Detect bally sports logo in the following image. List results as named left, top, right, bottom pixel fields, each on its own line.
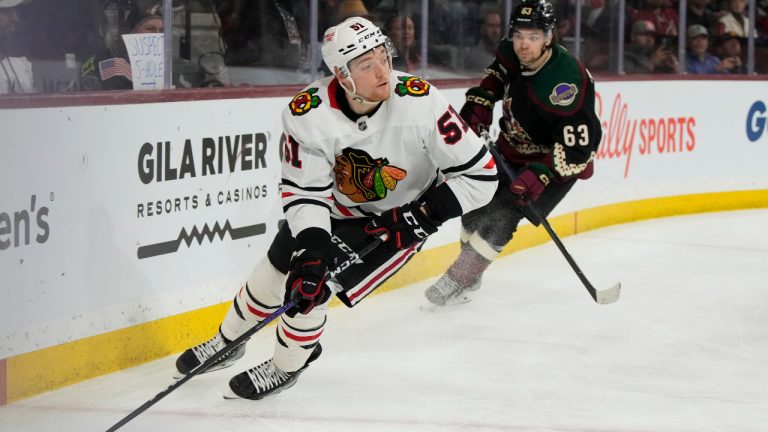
left=595, top=91, right=697, bottom=178
left=746, top=101, right=767, bottom=142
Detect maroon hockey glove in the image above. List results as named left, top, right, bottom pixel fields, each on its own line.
left=284, top=229, right=333, bottom=318
left=509, top=165, right=552, bottom=205
left=365, top=202, right=440, bottom=253
left=459, top=88, right=494, bottom=136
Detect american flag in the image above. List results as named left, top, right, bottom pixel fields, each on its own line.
left=99, top=57, right=132, bottom=81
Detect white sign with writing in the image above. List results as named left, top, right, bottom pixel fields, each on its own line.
left=122, top=33, right=165, bottom=90
left=2, top=80, right=767, bottom=357
left=0, top=97, right=285, bottom=357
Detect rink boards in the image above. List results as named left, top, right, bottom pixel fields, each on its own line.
left=1, top=79, right=767, bottom=404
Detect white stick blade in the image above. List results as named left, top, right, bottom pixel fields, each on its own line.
left=596, top=282, right=621, bottom=304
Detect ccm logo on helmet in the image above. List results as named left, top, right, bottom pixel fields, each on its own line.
left=359, top=32, right=377, bottom=42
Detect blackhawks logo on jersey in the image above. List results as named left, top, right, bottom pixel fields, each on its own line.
left=333, top=148, right=407, bottom=203
left=289, top=87, right=322, bottom=116
left=395, top=75, right=430, bottom=97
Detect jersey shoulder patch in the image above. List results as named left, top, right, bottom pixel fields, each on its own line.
left=289, top=86, right=324, bottom=116
left=394, top=74, right=431, bottom=97
left=528, top=45, right=587, bottom=113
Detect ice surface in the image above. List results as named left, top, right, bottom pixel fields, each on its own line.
left=1, top=209, right=767, bottom=432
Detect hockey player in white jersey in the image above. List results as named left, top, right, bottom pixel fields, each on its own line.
left=174, top=16, right=498, bottom=400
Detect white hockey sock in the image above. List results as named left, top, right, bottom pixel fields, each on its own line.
left=220, top=256, right=286, bottom=341
left=273, top=295, right=331, bottom=372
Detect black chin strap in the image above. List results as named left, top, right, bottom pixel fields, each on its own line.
left=336, top=80, right=383, bottom=122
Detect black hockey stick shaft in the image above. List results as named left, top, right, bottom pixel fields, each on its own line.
left=486, top=144, right=619, bottom=304
left=524, top=202, right=599, bottom=302
left=105, top=236, right=385, bottom=432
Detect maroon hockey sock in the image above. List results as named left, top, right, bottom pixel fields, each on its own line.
left=446, top=243, right=491, bottom=287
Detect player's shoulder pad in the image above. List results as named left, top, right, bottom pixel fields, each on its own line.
left=495, top=38, right=520, bottom=73
left=287, top=78, right=332, bottom=117
left=392, top=73, right=434, bottom=98
left=529, top=45, right=589, bottom=114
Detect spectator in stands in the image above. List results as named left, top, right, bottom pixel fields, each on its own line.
left=716, top=0, right=758, bottom=38
left=583, top=0, right=611, bottom=36
left=551, top=0, right=576, bottom=38
left=759, top=1, right=768, bottom=36
left=624, top=20, right=678, bottom=73
left=0, top=0, right=34, bottom=94
left=685, top=24, right=736, bottom=73
left=463, top=7, right=502, bottom=71
left=582, top=25, right=611, bottom=73
left=428, top=0, right=470, bottom=47
left=630, top=0, right=679, bottom=37
left=336, top=0, right=372, bottom=22
left=686, top=0, right=721, bottom=33
left=716, top=32, right=747, bottom=73
left=384, top=12, right=420, bottom=73
left=217, top=0, right=304, bottom=68
left=80, top=6, right=163, bottom=91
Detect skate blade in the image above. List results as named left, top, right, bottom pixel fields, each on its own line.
left=419, top=295, right=473, bottom=312
left=223, top=389, right=281, bottom=401
left=419, top=302, right=441, bottom=312
left=222, top=383, right=293, bottom=401
left=223, top=388, right=244, bottom=400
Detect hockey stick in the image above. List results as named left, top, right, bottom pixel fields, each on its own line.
left=105, top=235, right=386, bottom=432
left=486, top=142, right=620, bottom=304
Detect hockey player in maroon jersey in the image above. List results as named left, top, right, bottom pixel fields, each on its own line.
left=424, top=0, right=603, bottom=307
left=174, top=16, right=497, bottom=400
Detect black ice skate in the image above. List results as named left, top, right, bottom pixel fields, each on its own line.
left=225, top=343, right=323, bottom=400
left=175, top=331, right=245, bottom=377
left=423, top=273, right=481, bottom=308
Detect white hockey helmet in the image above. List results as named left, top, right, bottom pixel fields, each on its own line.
left=321, top=16, right=393, bottom=79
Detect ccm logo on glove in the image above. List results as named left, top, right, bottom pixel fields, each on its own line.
left=365, top=202, right=439, bottom=252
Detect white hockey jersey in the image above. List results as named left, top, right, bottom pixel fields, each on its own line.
left=281, top=71, right=498, bottom=236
